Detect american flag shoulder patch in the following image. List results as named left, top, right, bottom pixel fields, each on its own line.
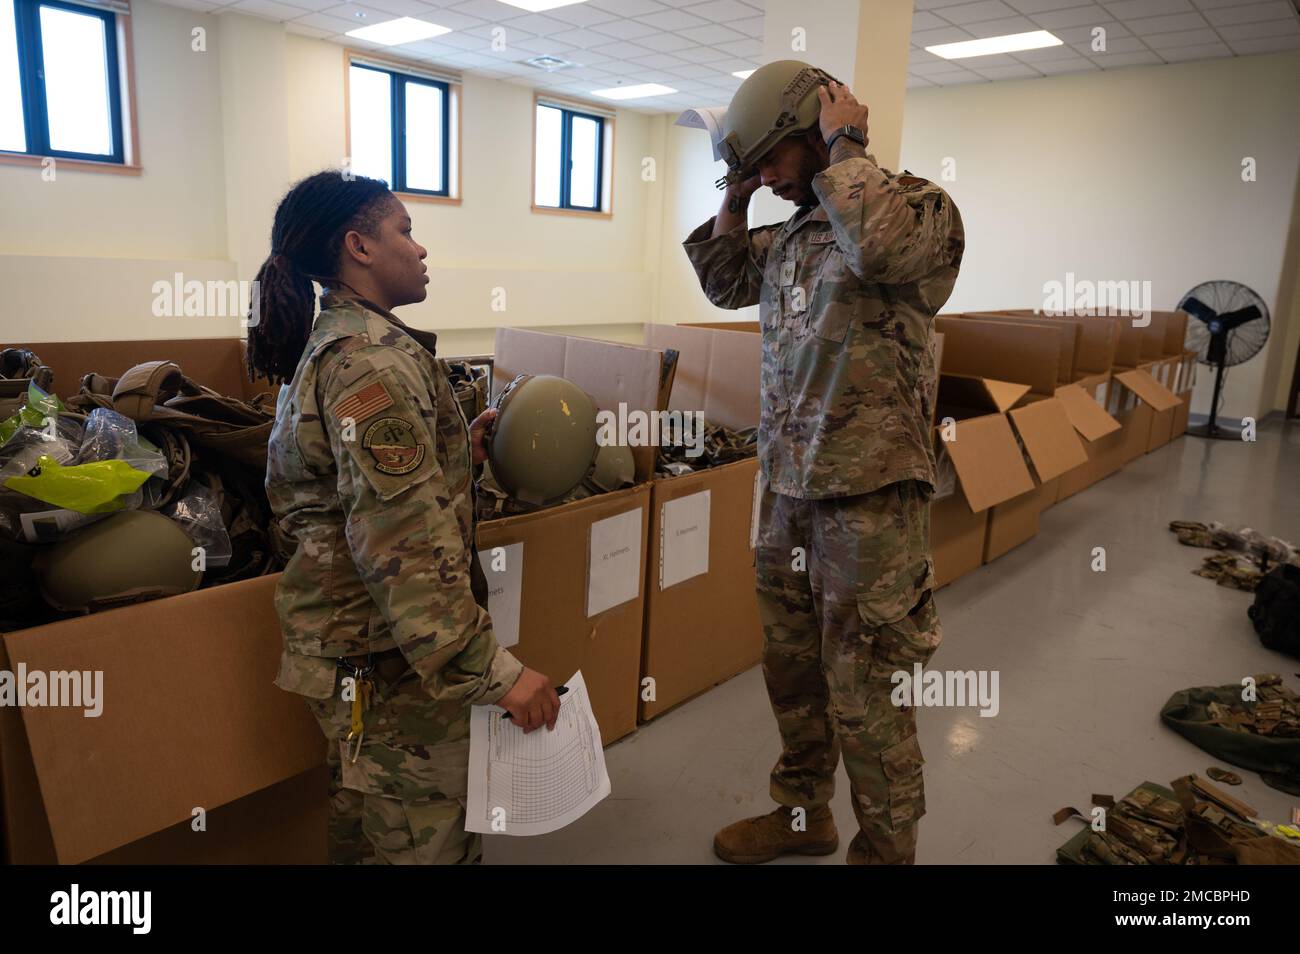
left=332, top=380, right=394, bottom=424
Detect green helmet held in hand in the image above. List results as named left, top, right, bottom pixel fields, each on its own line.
left=36, top=509, right=202, bottom=612
left=718, top=59, right=841, bottom=188
left=488, top=374, right=599, bottom=507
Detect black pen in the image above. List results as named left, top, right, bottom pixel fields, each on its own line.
left=502, top=685, right=568, bottom=720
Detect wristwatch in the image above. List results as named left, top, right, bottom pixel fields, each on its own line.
left=826, top=125, right=866, bottom=151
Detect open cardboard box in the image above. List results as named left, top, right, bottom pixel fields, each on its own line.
left=933, top=318, right=1088, bottom=559
left=634, top=323, right=764, bottom=722
left=480, top=328, right=675, bottom=744
left=0, top=337, right=329, bottom=865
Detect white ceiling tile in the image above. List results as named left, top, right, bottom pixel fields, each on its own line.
left=907, top=74, right=938, bottom=87
left=629, top=51, right=691, bottom=67
left=933, top=71, right=990, bottom=83
left=1070, top=33, right=1146, bottom=51
left=961, top=15, right=1039, bottom=36
left=227, top=0, right=314, bottom=21
left=708, top=55, right=755, bottom=72
left=500, top=12, right=574, bottom=34
left=588, top=18, right=661, bottom=38
left=285, top=20, right=334, bottom=36
left=909, top=47, right=949, bottom=64
left=635, top=31, right=698, bottom=51
left=288, top=11, right=358, bottom=31
left=162, top=0, right=223, bottom=10
left=916, top=0, right=978, bottom=8
left=1126, top=10, right=1209, bottom=31
left=1154, top=39, right=1232, bottom=58
left=1223, top=16, right=1300, bottom=38
left=320, top=3, right=397, bottom=26
left=510, top=35, right=578, bottom=53
left=730, top=15, right=764, bottom=37
left=460, top=22, right=535, bottom=41
left=971, top=62, right=1044, bottom=77
left=366, top=0, right=444, bottom=17
left=1203, top=0, right=1294, bottom=25
left=939, top=0, right=1020, bottom=24
left=542, top=2, right=621, bottom=27
left=1142, top=25, right=1220, bottom=45
left=407, top=9, right=487, bottom=31
left=550, top=27, right=615, bottom=47
left=1031, top=4, right=1111, bottom=29
left=1050, top=20, right=1131, bottom=41
left=587, top=38, right=656, bottom=57
left=636, top=7, right=709, bottom=29
left=672, top=43, right=733, bottom=62
left=910, top=59, right=983, bottom=74
left=1086, top=48, right=1164, bottom=64
left=1226, top=32, right=1300, bottom=50
left=447, top=0, right=513, bottom=19
left=953, top=51, right=1032, bottom=65
left=1101, top=0, right=1194, bottom=18
left=1034, top=56, right=1099, bottom=70
left=682, top=0, right=755, bottom=18
left=1191, top=0, right=1257, bottom=7
left=435, top=29, right=496, bottom=48
left=1005, top=0, right=1092, bottom=12
left=911, top=10, right=954, bottom=30
left=713, top=37, right=762, bottom=56
left=281, top=0, right=350, bottom=12
left=911, top=25, right=979, bottom=46
left=588, top=0, right=671, bottom=15
left=671, top=62, right=724, bottom=78
left=1012, top=45, right=1089, bottom=61
left=675, top=22, right=746, bottom=43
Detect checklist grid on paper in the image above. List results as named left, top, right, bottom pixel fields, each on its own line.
left=486, top=697, right=600, bottom=825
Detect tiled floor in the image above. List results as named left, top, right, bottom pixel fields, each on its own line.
left=486, top=418, right=1300, bottom=864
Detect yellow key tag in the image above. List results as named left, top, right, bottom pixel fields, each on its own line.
left=349, top=689, right=364, bottom=737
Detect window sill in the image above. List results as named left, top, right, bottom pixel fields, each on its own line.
left=395, top=191, right=461, bottom=206
left=530, top=205, right=612, bottom=219
left=0, top=153, right=141, bottom=176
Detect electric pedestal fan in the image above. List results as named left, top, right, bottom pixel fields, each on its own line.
left=1179, top=281, right=1271, bottom=440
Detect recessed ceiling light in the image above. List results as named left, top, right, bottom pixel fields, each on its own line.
left=732, top=69, right=755, bottom=79
left=497, top=0, right=591, bottom=11
left=526, top=55, right=576, bottom=72
left=346, top=17, right=451, bottom=46
left=591, top=83, right=676, bottom=100
left=926, top=30, right=1062, bottom=59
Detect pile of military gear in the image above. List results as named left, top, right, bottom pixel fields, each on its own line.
left=655, top=418, right=757, bottom=478
left=1168, top=519, right=1299, bottom=592
left=1054, top=775, right=1300, bottom=865
left=0, top=349, right=282, bottom=628
left=1249, top=563, right=1300, bottom=659
left=444, top=358, right=489, bottom=429
left=1160, top=673, right=1300, bottom=795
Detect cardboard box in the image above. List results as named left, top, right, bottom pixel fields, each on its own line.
left=485, top=327, right=677, bottom=741
left=476, top=484, right=651, bottom=745
left=1052, top=381, right=1123, bottom=500
left=637, top=324, right=765, bottom=720
left=1, top=575, right=328, bottom=865
left=1104, top=367, right=1180, bottom=465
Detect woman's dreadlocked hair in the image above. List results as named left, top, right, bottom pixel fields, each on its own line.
left=246, top=171, right=394, bottom=384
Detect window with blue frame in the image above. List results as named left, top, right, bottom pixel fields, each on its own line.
left=348, top=59, right=452, bottom=198
left=1, top=0, right=125, bottom=163
left=534, top=101, right=606, bottom=213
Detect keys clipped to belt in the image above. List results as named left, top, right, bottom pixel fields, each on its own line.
left=339, top=658, right=375, bottom=764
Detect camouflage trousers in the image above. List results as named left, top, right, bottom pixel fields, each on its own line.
left=306, top=660, right=480, bottom=865
left=755, top=479, right=941, bottom=863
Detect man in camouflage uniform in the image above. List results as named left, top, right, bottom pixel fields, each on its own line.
left=267, top=289, right=554, bottom=864
left=683, top=66, right=963, bottom=864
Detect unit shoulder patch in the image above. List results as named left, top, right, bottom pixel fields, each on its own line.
left=362, top=416, right=426, bottom=475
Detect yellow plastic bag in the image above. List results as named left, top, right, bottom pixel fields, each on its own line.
left=3, top=455, right=152, bottom=514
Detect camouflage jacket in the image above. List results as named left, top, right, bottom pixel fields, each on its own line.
left=683, top=148, right=963, bottom=499
left=265, top=291, right=522, bottom=705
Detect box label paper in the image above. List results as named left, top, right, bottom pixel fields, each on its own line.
left=660, top=490, right=710, bottom=589
left=587, top=509, right=642, bottom=617
left=477, top=542, right=523, bottom=648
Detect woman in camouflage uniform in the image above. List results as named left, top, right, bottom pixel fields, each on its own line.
left=248, top=171, right=558, bottom=864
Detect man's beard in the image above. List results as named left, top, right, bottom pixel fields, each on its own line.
left=792, top=149, right=824, bottom=207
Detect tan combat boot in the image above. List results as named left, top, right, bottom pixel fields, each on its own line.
left=845, top=827, right=917, bottom=865
left=713, top=804, right=839, bottom=864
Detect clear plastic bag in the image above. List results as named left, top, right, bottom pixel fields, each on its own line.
left=163, top=477, right=231, bottom=568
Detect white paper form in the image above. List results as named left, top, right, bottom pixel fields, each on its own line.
left=587, top=508, right=641, bottom=617
left=477, top=542, right=523, bottom=648
left=466, top=671, right=610, bottom=836
left=659, top=489, right=710, bottom=589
